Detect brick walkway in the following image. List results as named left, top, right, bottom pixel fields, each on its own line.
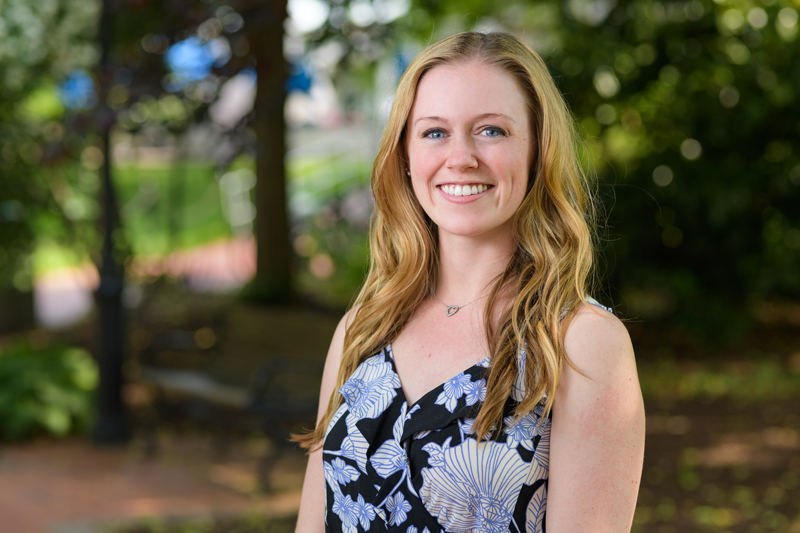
left=15, top=238, right=340, bottom=532
left=0, top=433, right=306, bottom=533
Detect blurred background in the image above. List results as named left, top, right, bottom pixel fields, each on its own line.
left=0, top=0, right=799, bottom=531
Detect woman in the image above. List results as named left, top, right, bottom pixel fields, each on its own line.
left=295, top=31, right=645, bottom=532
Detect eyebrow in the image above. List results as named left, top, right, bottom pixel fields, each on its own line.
left=412, top=113, right=517, bottom=127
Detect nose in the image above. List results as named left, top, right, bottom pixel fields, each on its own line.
left=445, top=134, right=478, bottom=172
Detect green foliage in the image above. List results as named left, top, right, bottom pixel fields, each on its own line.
left=543, top=0, right=800, bottom=335
left=293, top=197, right=371, bottom=310
left=0, top=341, right=98, bottom=440
left=584, top=2, right=795, bottom=331
left=0, top=0, right=100, bottom=97
left=114, top=162, right=231, bottom=257
left=0, top=0, right=101, bottom=290
left=278, top=150, right=373, bottom=308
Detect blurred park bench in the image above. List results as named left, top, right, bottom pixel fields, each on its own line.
left=132, top=288, right=338, bottom=489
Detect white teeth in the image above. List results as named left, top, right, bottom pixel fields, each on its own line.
left=441, top=184, right=489, bottom=197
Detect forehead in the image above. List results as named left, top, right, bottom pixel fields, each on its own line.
left=408, top=60, right=529, bottom=122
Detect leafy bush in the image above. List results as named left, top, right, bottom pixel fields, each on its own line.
left=0, top=341, right=98, bottom=440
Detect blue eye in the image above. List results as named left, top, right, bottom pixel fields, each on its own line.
left=423, top=129, right=445, bottom=139
left=482, top=127, right=506, bottom=137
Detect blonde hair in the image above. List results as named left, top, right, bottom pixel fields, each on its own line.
left=296, top=31, right=595, bottom=449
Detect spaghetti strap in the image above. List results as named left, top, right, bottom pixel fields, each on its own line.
left=585, top=296, right=614, bottom=314
left=560, top=296, right=614, bottom=320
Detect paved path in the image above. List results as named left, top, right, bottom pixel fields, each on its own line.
left=14, top=237, right=338, bottom=532
left=0, top=435, right=305, bottom=533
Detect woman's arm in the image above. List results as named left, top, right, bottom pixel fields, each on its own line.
left=546, top=304, right=645, bottom=532
left=294, top=310, right=353, bottom=533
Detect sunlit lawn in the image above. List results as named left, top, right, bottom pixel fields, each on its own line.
left=113, top=163, right=232, bottom=257
left=33, top=162, right=231, bottom=276
left=33, top=155, right=370, bottom=285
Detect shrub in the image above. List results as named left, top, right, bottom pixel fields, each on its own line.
left=0, top=341, right=97, bottom=440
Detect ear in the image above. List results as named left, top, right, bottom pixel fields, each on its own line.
left=400, top=152, right=411, bottom=178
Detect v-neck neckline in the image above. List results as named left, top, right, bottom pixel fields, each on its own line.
left=384, top=343, right=490, bottom=410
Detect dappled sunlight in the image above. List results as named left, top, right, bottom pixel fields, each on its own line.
left=634, top=343, right=800, bottom=531
left=0, top=434, right=303, bottom=532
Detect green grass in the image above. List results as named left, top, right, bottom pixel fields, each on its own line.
left=33, top=162, right=232, bottom=276
left=114, top=163, right=232, bottom=257
left=638, top=356, right=800, bottom=402
left=34, top=153, right=372, bottom=278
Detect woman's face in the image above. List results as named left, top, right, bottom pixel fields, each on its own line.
left=406, top=59, right=535, bottom=242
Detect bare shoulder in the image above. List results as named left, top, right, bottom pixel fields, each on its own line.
left=319, top=305, right=361, bottom=408
left=547, top=303, right=645, bottom=531
left=563, top=303, right=636, bottom=383
left=297, top=309, right=360, bottom=533
left=326, top=305, right=360, bottom=369
left=558, top=302, right=641, bottom=427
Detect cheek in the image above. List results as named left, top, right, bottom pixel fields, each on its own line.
left=408, top=146, right=429, bottom=176
left=408, top=179, right=437, bottom=223
left=410, top=176, right=433, bottom=208
left=408, top=152, right=435, bottom=193
left=511, top=155, right=532, bottom=205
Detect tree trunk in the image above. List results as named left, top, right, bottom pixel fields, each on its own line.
left=246, top=0, right=292, bottom=303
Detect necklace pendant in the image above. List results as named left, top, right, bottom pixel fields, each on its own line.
left=446, top=305, right=459, bottom=317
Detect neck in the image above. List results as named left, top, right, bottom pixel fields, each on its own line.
left=435, top=227, right=516, bottom=303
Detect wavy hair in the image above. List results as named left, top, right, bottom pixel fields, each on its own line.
left=296, top=31, right=596, bottom=449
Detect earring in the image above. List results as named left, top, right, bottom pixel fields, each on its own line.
left=405, top=168, right=411, bottom=176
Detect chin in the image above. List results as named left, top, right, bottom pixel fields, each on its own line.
left=438, top=224, right=507, bottom=240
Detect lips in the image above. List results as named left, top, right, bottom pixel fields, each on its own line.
left=438, top=184, right=492, bottom=197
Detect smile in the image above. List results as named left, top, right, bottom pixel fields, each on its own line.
left=438, top=184, right=492, bottom=197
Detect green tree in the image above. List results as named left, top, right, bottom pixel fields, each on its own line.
left=534, top=0, right=800, bottom=337
left=93, top=0, right=294, bottom=302
left=0, top=1, right=101, bottom=331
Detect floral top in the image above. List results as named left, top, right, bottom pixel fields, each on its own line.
left=322, top=345, right=549, bottom=533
